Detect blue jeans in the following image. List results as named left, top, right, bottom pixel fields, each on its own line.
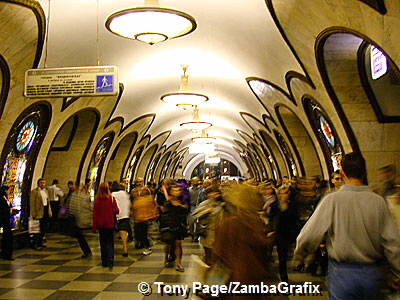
left=327, top=260, right=383, bottom=300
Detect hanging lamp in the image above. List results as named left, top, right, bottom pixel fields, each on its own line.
left=180, top=105, right=212, bottom=131
left=161, top=65, right=208, bottom=109
left=105, top=0, right=197, bottom=45
left=192, top=129, right=216, bottom=144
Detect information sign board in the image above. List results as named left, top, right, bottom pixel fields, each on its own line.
left=24, top=66, right=118, bottom=97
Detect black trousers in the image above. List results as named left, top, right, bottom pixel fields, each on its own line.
left=49, top=202, right=60, bottom=232
left=276, top=235, right=290, bottom=282
left=134, top=222, right=150, bottom=249
left=99, top=228, right=114, bottom=267
left=70, top=219, right=91, bottom=255
left=0, top=218, right=13, bottom=259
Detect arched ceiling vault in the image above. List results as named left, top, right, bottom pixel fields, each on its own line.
left=34, top=0, right=305, bottom=170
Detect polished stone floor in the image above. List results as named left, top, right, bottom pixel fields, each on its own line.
left=0, top=231, right=331, bottom=300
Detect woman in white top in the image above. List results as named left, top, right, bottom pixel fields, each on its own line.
left=111, top=182, right=131, bottom=257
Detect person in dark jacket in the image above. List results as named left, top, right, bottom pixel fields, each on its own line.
left=267, top=187, right=298, bottom=282
left=0, top=186, right=14, bottom=260
left=159, top=183, right=189, bottom=272
left=92, top=183, right=119, bottom=269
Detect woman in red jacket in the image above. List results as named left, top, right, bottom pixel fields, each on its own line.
left=92, top=183, right=119, bottom=269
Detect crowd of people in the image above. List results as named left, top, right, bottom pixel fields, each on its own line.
left=0, top=152, right=399, bottom=299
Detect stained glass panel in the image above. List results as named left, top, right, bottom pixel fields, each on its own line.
left=319, top=115, right=335, bottom=150
left=16, top=121, right=36, bottom=152
left=87, top=135, right=113, bottom=201
left=1, top=119, right=38, bottom=230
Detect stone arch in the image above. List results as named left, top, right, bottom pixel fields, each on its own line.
left=275, top=104, right=322, bottom=177
left=43, top=109, right=100, bottom=187
left=105, top=132, right=138, bottom=182
left=316, top=28, right=400, bottom=182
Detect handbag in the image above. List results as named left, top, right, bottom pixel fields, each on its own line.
left=28, top=218, right=40, bottom=234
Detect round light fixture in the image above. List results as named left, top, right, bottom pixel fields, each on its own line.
left=161, top=65, right=208, bottom=109
left=180, top=121, right=212, bottom=131
left=180, top=106, right=212, bottom=131
left=161, top=92, right=209, bottom=109
left=192, top=129, right=216, bottom=144
left=105, top=3, right=197, bottom=45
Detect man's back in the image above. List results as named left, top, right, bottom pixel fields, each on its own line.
left=326, top=185, right=391, bottom=263
left=295, top=184, right=400, bottom=275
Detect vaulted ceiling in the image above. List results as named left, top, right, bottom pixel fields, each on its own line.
left=36, top=0, right=304, bottom=171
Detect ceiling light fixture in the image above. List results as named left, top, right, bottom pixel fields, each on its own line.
left=105, top=0, right=197, bottom=45
left=161, top=65, right=208, bottom=109
left=192, top=129, right=216, bottom=144
left=180, top=105, right=212, bottom=131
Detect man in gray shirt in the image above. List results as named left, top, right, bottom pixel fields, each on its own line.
left=294, top=152, right=400, bottom=299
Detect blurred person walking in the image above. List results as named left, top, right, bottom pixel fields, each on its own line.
left=159, top=184, right=189, bottom=272
left=192, top=184, right=224, bottom=265
left=294, top=153, right=400, bottom=300
left=131, top=185, right=158, bottom=256
left=92, top=183, right=119, bottom=269
left=212, top=184, right=278, bottom=300
left=188, top=177, right=205, bottom=242
left=267, top=187, right=298, bottom=282
left=67, top=182, right=92, bottom=258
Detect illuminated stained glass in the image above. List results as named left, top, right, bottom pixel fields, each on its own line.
left=2, top=119, right=38, bottom=230
left=16, top=121, right=36, bottom=152
left=303, top=98, right=343, bottom=173
left=319, top=115, right=335, bottom=150
left=126, top=154, right=137, bottom=192
left=87, top=135, right=113, bottom=201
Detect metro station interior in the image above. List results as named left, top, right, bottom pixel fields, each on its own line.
left=0, top=0, right=399, bottom=299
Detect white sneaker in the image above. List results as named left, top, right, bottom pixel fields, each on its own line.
left=142, top=249, right=152, bottom=256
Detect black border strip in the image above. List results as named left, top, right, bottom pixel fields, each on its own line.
left=0, top=54, right=10, bottom=119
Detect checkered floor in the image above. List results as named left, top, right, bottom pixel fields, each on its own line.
left=0, top=232, right=329, bottom=300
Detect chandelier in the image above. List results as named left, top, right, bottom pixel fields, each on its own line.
left=192, top=129, right=216, bottom=144
left=105, top=0, right=197, bottom=45
left=161, top=65, right=208, bottom=109
left=180, top=106, right=212, bottom=131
